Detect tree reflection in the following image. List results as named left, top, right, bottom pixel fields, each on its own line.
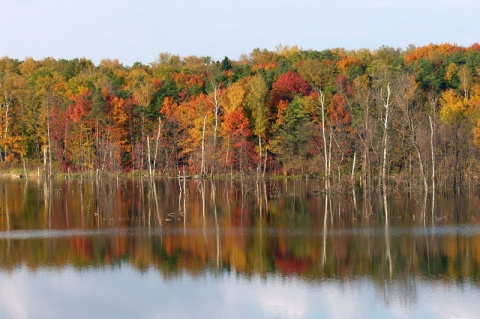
left=0, top=177, right=478, bottom=289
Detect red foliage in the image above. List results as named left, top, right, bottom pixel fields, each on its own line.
left=67, top=90, right=92, bottom=123
left=328, top=93, right=351, bottom=126
left=334, top=74, right=354, bottom=97
left=468, top=43, right=480, bottom=52
left=271, top=71, right=311, bottom=105
left=224, top=108, right=252, bottom=147
left=274, top=252, right=311, bottom=275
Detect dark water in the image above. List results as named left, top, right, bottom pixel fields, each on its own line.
left=0, top=177, right=480, bottom=319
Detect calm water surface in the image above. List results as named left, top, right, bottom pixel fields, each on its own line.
left=0, top=177, right=480, bottom=319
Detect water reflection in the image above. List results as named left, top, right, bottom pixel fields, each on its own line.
left=1, top=267, right=479, bottom=319
left=0, top=177, right=479, bottom=284
left=1, top=177, right=480, bottom=318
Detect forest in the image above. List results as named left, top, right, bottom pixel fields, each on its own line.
left=1, top=43, right=480, bottom=193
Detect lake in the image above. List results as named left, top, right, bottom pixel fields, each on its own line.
left=0, top=177, right=479, bottom=319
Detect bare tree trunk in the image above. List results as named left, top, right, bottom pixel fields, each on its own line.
left=408, top=115, right=428, bottom=194
left=147, top=135, right=152, bottom=179
left=224, top=134, right=230, bottom=175
left=263, top=149, right=268, bottom=178
left=429, top=115, right=435, bottom=195
left=381, top=84, right=391, bottom=200
left=321, top=194, right=329, bottom=267
left=328, top=128, right=332, bottom=188
left=43, top=146, right=47, bottom=175
left=21, top=154, right=27, bottom=178
left=414, top=143, right=428, bottom=194
left=351, top=152, right=356, bottom=182
left=211, top=83, right=221, bottom=176
left=257, top=136, right=262, bottom=180
left=316, top=88, right=329, bottom=192
left=2, top=93, right=11, bottom=160
left=153, top=117, right=162, bottom=176
left=201, top=115, right=207, bottom=176
left=47, top=120, right=52, bottom=179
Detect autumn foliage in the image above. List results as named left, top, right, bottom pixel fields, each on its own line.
left=0, top=43, right=479, bottom=190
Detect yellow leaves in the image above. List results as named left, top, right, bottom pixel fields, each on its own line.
left=65, top=78, right=89, bottom=97
left=133, top=80, right=155, bottom=108
left=99, top=59, right=121, bottom=70
left=19, top=58, right=38, bottom=76
left=301, top=94, right=317, bottom=117
left=221, top=81, right=246, bottom=114
left=402, top=74, right=418, bottom=101
left=439, top=89, right=467, bottom=123
left=445, top=63, right=458, bottom=82
left=297, top=59, right=324, bottom=88
left=444, top=85, right=480, bottom=149
left=336, top=56, right=359, bottom=73
left=438, top=43, right=462, bottom=55
left=473, top=121, right=480, bottom=149
left=469, top=85, right=480, bottom=148
left=0, top=136, right=26, bottom=161
left=352, top=74, right=370, bottom=95
left=276, top=44, right=301, bottom=58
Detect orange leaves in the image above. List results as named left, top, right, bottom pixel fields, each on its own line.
left=110, top=96, right=128, bottom=125
left=101, top=86, right=110, bottom=100
left=336, top=56, right=360, bottom=73
left=275, top=100, right=289, bottom=126
left=223, top=108, right=251, bottom=148
left=404, top=43, right=463, bottom=64
left=101, top=86, right=129, bottom=125
left=251, top=62, right=277, bottom=73
left=328, top=94, right=350, bottom=126
left=224, top=108, right=250, bottom=135
left=172, top=73, right=204, bottom=91
left=468, top=43, right=480, bottom=52
left=437, top=43, right=462, bottom=55
left=160, top=96, right=178, bottom=121
left=67, top=90, right=92, bottom=123
left=161, top=94, right=212, bottom=160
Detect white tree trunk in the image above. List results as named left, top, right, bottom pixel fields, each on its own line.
left=201, top=115, right=207, bottom=176
left=257, top=136, right=262, bottom=180
left=153, top=117, right=162, bottom=177
left=3, top=92, right=11, bottom=160
left=351, top=152, right=356, bottom=181
left=381, top=84, right=391, bottom=198
left=211, top=83, right=221, bottom=176
left=147, top=135, right=152, bottom=179
left=316, top=88, right=329, bottom=192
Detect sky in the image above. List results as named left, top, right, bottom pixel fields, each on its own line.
left=1, top=0, right=479, bottom=65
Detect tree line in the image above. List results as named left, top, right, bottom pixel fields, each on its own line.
left=1, top=43, right=480, bottom=193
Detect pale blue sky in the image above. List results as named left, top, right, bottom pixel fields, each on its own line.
left=1, top=0, right=479, bottom=65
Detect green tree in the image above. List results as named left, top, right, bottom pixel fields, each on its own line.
left=271, top=97, right=314, bottom=175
